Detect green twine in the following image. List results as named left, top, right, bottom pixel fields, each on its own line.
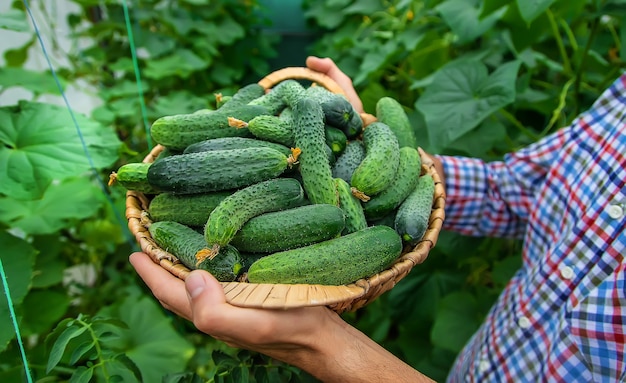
left=121, top=0, right=153, bottom=149
left=0, top=258, right=33, bottom=383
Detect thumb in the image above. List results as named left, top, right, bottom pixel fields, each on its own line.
left=185, top=270, right=225, bottom=305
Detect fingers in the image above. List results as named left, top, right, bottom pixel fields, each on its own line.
left=129, top=252, right=193, bottom=320
left=306, top=56, right=365, bottom=114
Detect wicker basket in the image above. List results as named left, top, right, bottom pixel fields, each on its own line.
left=126, top=67, right=446, bottom=314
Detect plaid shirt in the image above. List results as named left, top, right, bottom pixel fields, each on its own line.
left=441, top=73, right=626, bottom=382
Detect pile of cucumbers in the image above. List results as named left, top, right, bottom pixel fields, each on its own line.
left=111, top=79, right=435, bottom=285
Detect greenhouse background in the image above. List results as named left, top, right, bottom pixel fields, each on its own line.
left=1, top=0, right=624, bottom=382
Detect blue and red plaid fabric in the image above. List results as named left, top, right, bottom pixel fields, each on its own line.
left=440, top=74, right=626, bottom=382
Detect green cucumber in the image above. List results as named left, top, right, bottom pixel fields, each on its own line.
left=230, top=204, right=345, bottom=253
left=204, top=178, right=306, bottom=256
left=242, top=115, right=295, bottom=147
left=219, top=83, right=265, bottom=111
left=247, top=225, right=403, bottom=285
left=109, top=162, right=159, bottom=194
left=320, top=95, right=355, bottom=131
left=148, top=191, right=231, bottom=227
left=148, top=221, right=243, bottom=281
left=325, top=126, right=348, bottom=156
left=350, top=121, right=400, bottom=198
left=394, top=173, right=435, bottom=245
left=332, top=140, right=366, bottom=183
left=375, top=96, right=418, bottom=148
left=274, top=79, right=306, bottom=109
left=363, top=147, right=421, bottom=220
left=334, top=178, right=367, bottom=235
left=248, top=85, right=288, bottom=115
left=147, top=147, right=295, bottom=194
left=293, top=97, right=339, bottom=206
left=150, top=104, right=269, bottom=150
left=183, top=136, right=292, bottom=157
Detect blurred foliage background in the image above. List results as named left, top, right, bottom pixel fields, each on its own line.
left=0, top=0, right=624, bottom=382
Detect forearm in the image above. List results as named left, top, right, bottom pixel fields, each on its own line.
left=285, top=312, right=434, bottom=383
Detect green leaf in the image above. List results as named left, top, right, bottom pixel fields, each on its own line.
left=446, top=118, right=508, bottom=158
left=214, top=17, right=245, bottom=46
left=0, top=232, right=36, bottom=352
left=492, top=254, right=522, bottom=286
left=0, top=177, right=103, bottom=235
left=47, top=323, right=88, bottom=373
left=97, top=294, right=194, bottom=383
left=431, top=291, right=482, bottom=353
left=0, top=101, right=121, bottom=199
left=354, top=40, right=398, bottom=85
left=69, top=366, right=94, bottom=383
left=150, top=91, right=211, bottom=118
left=30, top=236, right=68, bottom=288
left=415, top=59, right=520, bottom=152
left=0, top=67, right=63, bottom=94
left=515, top=0, right=557, bottom=25
left=0, top=9, right=29, bottom=32
left=143, top=49, right=210, bottom=80
left=437, top=0, right=506, bottom=44
left=69, top=340, right=96, bottom=365
left=20, top=290, right=71, bottom=335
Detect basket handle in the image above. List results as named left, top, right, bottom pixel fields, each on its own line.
left=258, top=67, right=377, bottom=127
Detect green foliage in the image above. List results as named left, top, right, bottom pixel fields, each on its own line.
left=0, top=0, right=623, bottom=382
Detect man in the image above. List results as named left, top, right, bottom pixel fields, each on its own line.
left=131, top=57, right=625, bottom=382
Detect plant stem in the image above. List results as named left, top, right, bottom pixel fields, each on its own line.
left=498, top=109, right=539, bottom=142
left=546, top=9, right=572, bottom=75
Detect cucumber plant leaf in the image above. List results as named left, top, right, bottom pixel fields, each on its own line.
left=0, top=9, right=29, bottom=32
left=0, top=67, right=63, bottom=95
left=98, top=294, right=194, bottom=383
left=0, top=101, right=121, bottom=200
left=437, top=0, right=506, bottom=44
left=143, top=49, right=209, bottom=80
left=415, top=59, right=520, bottom=152
left=0, top=177, right=103, bottom=235
left=0, top=232, right=37, bottom=353
left=430, top=291, right=482, bottom=353
left=515, top=0, right=557, bottom=25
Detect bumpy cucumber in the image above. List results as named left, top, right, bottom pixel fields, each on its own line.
left=274, top=79, right=306, bottom=109
left=109, top=162, right=159, bottom=194
left=293, top=97, right=339, bottom=206
left=304, top=85, right=336, bottom=104
left=148, top=191, right=231, bottom=227
left=375, top=96, right=418, bottom=148
left=325, top=126, right=347, bottom=156
left=219, top=83, right=265, bottom=111
left=394, top=173, right=435, bottom=245
left=332, top=140, right=366, bottom=183
left=230, top=204, right=345, bottom=253
left=183, top=136, right=292, bottom=157
left=150, top=104, right=269, bottom=150
left=247, top=225, right=403, bottom=285
left=147, top=147, right=295, bottom=194
left=363, top=147, right=421, bottom=220
left=148, top=221, right=242, bottom=281
left=334, top=178, right=367, bottom=235
left=204, top=178, right=305, bottom=255
left=242, top=115, right=295, bottom=147
left=350, top=121, right=400, bottom=198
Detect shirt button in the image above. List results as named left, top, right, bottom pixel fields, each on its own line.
left=607, top=204, right=624, bottom=219
left=560, top=266, right=574, bottom=280
left=478, top=359, right=490, bottom=373
left=517, top=316, right=532, bottom=329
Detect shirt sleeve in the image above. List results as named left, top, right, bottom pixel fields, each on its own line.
left=436, top=125, right=573, bottom=239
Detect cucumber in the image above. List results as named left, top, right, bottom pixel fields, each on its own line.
left=150, top=104, right=269, bottom=150
left=274, top=79, right=306, bottom=109
left=325, top=126, right=347, bottom=156
left=394, top=173, right=435, bottom=245
left=363, top=147, right=421, bottom=220
left=248, top=85, right=288, bottom=115
left=147, top=147, right=296, bottom=194
left=247, top=225, right=403, bottom=285
left=350, top=121, right=400, bottom=198
left=148, top=221, right=243, bottom=281
left=334, top=178, right=367, bottom=235
left=239, top=115, right=295, bottom=147
left=293, top=97, right=339, bottom=206
left=230, top=204, right=345, bottom=253
left=219, top=83, right=265, bottom=111
left=203, top=178, right=306, bottom=259
left=183, top=136, right=292, bottom=157
left=148, top=191, right=231, bottom=227
left=305, top=85, right=337, bottom=104
left=109, top=162, right=159, bottom=194
left=332, top=140, right=366, bottom=183
left=320, top=95, right=355, bottom=131
left=215, top=94, right=231, bottom=109
left=375, top=96, right=418, bottom=148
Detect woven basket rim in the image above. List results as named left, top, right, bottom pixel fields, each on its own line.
left=126, top=68, right=446, bottom=313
